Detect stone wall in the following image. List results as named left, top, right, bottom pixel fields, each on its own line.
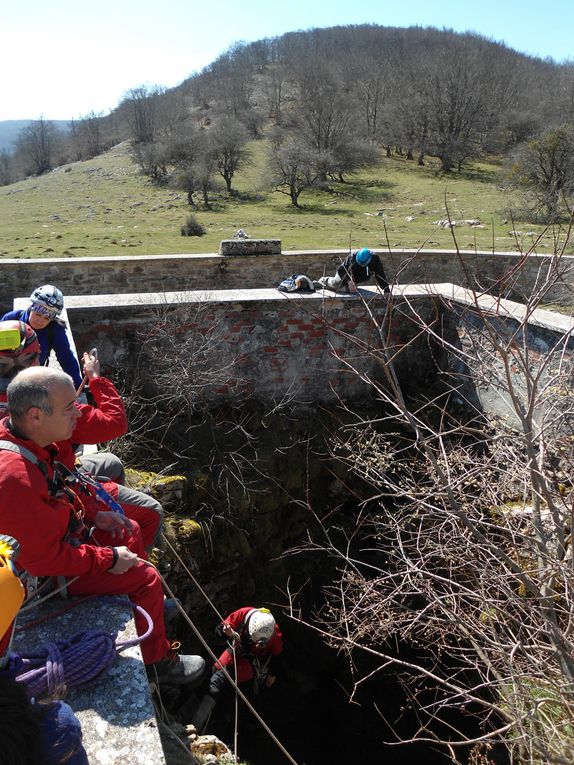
left=65, top=287, right=445, bottom=405
left=2, top=248, right=573, bottom=316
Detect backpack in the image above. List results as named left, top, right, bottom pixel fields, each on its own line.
left=277, top=274, right=315, bottom=293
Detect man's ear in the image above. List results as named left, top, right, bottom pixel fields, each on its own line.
left=25, top=406, right=44, bottom=427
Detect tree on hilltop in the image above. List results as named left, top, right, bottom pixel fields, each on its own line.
left=70, top=111, right=106, bottom=160
left=120, top=84, right=165, bottom=145
left=13, top=117, right=62, bottom=176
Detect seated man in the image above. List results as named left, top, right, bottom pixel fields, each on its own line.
left=317, top=247, right=390, bottom=294
left=0, top=366, right=204, bottom=685
left=59, top=350, right=163, bottom=551
left=0, top=321, right=163, bottom=551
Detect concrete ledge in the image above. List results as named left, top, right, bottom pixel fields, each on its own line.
left=14, top=596, right=165, bottom=765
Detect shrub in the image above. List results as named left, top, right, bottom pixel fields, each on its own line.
left=180, top=214, right=205, bottom=237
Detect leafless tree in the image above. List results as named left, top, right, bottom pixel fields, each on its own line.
left=266, top=133, right=327, bottom=206
left=113, top=302, right=270, bottom=518
left=120, top=85, right=165, bottom=145
left=285, top=228, right=574, bottom=763
left=0, top=150, right=12, bottom=186
left=70, top=111, right=106, bottom=160
left=131, top=141, right=170, bottom=184
left=14, top=117, right=60, bottom=176
left=208, top=116, right=250, bottom=194
left=510, top=123, right=574, bottom=222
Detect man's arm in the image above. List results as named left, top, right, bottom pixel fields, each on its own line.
left=336, top=254, right=353, bottom=283
left=372, top=256, right=390, bottom=292
left=71, top=353, right=128, bottom=444
left=52, top=324, right=83, bottom=389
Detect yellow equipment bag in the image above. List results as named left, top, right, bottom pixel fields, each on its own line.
left=0, top=535, right=25, bottom=642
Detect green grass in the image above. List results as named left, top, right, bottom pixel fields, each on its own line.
left=0, top=139, right=569, bottom=259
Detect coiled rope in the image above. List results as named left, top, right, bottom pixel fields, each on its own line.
left=11, top=601, right=153, bottom=697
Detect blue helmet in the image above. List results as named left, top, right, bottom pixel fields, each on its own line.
left=355, top=248, right=372, bottom=266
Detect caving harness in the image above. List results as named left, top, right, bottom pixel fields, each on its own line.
left=223, top=608, right=274, bottom=694
left=0, top=440, right=124, bottom=599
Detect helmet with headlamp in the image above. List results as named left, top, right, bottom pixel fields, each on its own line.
left=29, top=284, right=64, bottom=319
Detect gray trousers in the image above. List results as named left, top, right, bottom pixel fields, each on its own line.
left=317, top=274, right=346, bottom=292
left=79, top=451, right=163, bottom=548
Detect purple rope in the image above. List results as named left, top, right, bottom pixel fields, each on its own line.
left=14, top=605, right=153, bottom=698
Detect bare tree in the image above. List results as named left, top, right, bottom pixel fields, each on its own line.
left=114, top=303, right=267, bottom=518
left=266, top=134, right=327, bottom=207
left=261, top=63, right=287, bottom=125
left=0, top=150, right=12, bottom=186
left=131, top=140, right=172, bottom=185
left=120, top=85, right=164, bottom=144
left=286, top=229, right=574, bottom=764
left=14, top=117, right=59, bottom=176
left=510, top=123, right=574, bottom=222
left=70, top=111, right=106, bottom=159
left=208, top=116, right=250, bottom=194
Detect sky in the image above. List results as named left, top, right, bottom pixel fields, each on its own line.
left=2, top=0, right=573, bottom=121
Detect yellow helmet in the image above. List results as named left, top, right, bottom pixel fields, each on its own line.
left=0, top=535, right=25, bottom=642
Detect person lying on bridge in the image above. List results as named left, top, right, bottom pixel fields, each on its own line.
left=0, top=366, right=204, bottom=685
left=316, top=247, right=390, bottom=294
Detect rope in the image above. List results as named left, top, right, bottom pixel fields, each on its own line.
left=11, top=602, right=153, bottom=698
left=152, top=538, right=301, bottom=765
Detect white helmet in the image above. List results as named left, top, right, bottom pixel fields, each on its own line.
left=29, top=284, right=64, bottom=318
left=247, top=608, right=275, bottom=645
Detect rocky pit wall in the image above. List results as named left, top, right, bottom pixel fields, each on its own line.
left=2, top=247, right=574, bottom=315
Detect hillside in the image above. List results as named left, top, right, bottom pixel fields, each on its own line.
left=0, top=139, right=569, bottom=260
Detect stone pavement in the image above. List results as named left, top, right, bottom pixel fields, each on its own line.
left=13, top=595, right=166, bottom=765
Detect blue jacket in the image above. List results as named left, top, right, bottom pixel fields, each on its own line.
left=1, top=307, right=82, bottom=389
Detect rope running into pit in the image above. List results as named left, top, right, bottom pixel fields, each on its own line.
left=156, top=536, right=301, bottom=765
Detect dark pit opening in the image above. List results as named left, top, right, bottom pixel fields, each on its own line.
left=167, top=578, right=509, bottom=765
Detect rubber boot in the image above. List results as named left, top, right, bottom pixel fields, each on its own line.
left=191, top=694, right=217, bottom=733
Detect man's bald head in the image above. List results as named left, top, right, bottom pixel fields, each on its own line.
left=7, top=367, right=74, bottom=421
left=7, top=367, right=79, bottom=446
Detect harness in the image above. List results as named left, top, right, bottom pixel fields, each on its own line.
left=231, top=609, right=273, bottom=694
left=0, top=439, right=62, bottom=496
left=55, top=462, right=125, bottom=516
left=0, top=440, right=99, bottom=600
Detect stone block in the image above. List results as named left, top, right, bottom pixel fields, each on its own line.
left=219, top=239, right=281, bottom=256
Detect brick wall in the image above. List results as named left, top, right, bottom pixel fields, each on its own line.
left=66, top=289, right=445, bottom=405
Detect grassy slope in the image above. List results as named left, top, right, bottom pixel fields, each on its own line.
left=0, top=139, right=568, bottom=259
